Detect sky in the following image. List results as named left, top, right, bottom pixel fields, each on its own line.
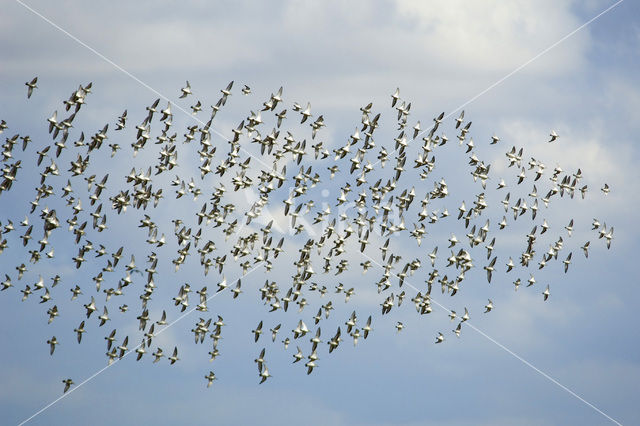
left=1, top=1, right=639, bottom=425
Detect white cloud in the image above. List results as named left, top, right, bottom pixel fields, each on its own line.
left=394, top=0, right=589, bottom=75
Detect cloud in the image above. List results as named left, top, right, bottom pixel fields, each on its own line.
left=394, top=0, right=589, bottom=75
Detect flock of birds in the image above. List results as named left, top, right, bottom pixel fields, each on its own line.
left=0, top=77, right=614, bottom=393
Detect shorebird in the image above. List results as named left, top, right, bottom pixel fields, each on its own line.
left=25, top=77, right=38, bottom=98
left=62, top=378, right=74, bottom=393
left=179, top=81, right=192, bottom=98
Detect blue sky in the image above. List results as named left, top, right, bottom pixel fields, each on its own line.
left=1, top=1, right=639, bottom=425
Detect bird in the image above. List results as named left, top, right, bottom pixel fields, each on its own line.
left=179, top=81, right=192, bottom=98
left=484, top=257, right=497, bottom=283
left=47, top=336, right=58, bottom=355
left=1, top=275, right=12, bottom=291
left=115, top=110, right=127, bottom=130
left=156, top=310, right=167, bottom=326
left=270, top=324, right=281, bottom=342
left=293, top=346, right=303, bottom=363
left=84, top=296, right=97, bottom=318
left=252, top=320, right=263, bottom=342
left=563, top=253, right=572, bottom=273
left=455, top=110, right=465, bottom=128
left=305, top=359, right=317, bottom=375
left=205, top=371, right=217, bottom=387
left=220, top=81, right=234, bottom=105
left=461, top=308, right=470, bottom=322
left=255, top=348, right=266, bottom=372
left=135, top=341, right=146, bottom=361
left=168, top=347, right=179, bottom=364
left=300, top=103, right=312, bottom=123
left=98, top=306, right=110, bottom=326
left=62, top=378, right=74, bottom=393
left=565, top=219, right=574, bottom=237
left=25, top=77, right=38, bottom=98
left=543, top=285, right=550, bottom=301
left=363, top=316, right=372, bottom=339
left=152, top=347, right=164, bottom=363
left=259, top=365, right=271, bottom=384
left=391, top=88, right=400, bottom=107
left=453, top=322, right=462, bottom=337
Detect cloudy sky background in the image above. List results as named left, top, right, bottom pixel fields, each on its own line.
left=1, top=1, right=639, bottom=425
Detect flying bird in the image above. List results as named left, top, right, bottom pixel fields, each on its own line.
left=25, top=77, right=38, bottom=98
